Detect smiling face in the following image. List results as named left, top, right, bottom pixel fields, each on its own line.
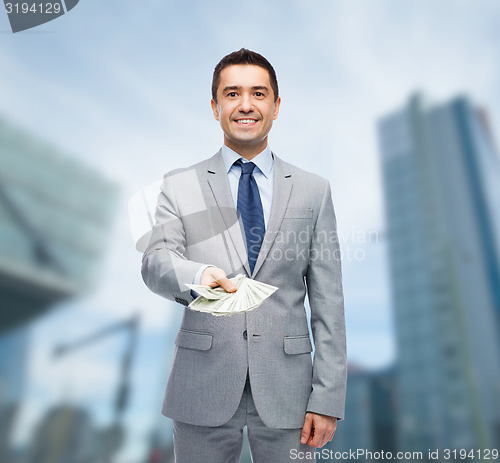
left=211, top=64, right=281, bottom=159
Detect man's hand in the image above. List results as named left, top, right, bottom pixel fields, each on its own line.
left=301, top=412, right=337, bottom=448
left=200, top=267, right=237, bottom=292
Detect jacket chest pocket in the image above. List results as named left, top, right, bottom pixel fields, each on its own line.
left=275, top=208, right=314, bottom=255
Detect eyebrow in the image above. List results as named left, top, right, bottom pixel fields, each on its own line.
left=222, top=85, right=270, bottom=93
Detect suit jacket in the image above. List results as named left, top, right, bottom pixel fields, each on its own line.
left=141, top=150, right=346, bottom=429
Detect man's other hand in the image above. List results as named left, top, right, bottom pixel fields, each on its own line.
left=200, top=267, right=237, bottom=292
left=300, top=412, right=337, bottom=448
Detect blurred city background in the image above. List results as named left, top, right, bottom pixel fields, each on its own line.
left=1, top=1, right=499, bottom=462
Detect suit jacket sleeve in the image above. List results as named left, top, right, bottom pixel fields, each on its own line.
left=141, top=174, right=207, bottom=306
left=305, top=180, right=347, bottom=420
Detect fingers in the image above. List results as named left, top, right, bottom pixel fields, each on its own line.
left=323, top=418, right=337, bottom=445
left=200, top=267, right=237, bottom=292
left=309, top=427, right=324, bottom=448
left=300, top=413, right=313, bottom=445
left=303, top=414, right=338, bottom=448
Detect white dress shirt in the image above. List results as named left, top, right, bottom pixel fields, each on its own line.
left=221, top=143, right=274, bottom=227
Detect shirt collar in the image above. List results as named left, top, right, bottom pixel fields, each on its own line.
left=221, top=144, right=273, bottom=178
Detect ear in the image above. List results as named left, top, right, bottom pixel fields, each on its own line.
left=273, top=96, right=281, bottom=120
left=211, top=99, right=220, bottom=121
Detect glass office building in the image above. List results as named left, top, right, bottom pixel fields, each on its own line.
left=0, top=115, right=119, bottom=334
left=0, top=327, right=30, bottom=460
left=0, top=327, right=29, bottom=405
left=378, top=94, right=500, bottom=452
left=331, top=365, right=396, bottom=458
left=0, top=114, right=119, bottom=460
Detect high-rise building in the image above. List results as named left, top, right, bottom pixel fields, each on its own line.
left=330, top=365, right=374, bottom=456
left=0, top=327, right=30, bottom=461
left=0, top=115, right=119, bottom=334
left=378, top=94, right=500, bottom=452
left=26, top=405, right=95, bottom=463
left=331, top=365, right=396, bottom=458
left=0, top=114, right=119, bottom=460
left=0, top=327, right=29, bottom=405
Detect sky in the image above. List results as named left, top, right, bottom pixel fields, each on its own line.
left=1, top=0, right=500, bottom=461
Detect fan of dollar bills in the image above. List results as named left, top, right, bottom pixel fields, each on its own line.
left=185, top=274, right=278, bottom=316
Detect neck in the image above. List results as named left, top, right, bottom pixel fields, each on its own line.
left=224, top=137, right=268, bottom=161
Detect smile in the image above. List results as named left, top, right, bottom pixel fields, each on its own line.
left=234, top=119, right=258, bottom=124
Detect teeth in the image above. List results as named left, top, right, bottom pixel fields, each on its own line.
left=236, top=119, right=257, bottom=124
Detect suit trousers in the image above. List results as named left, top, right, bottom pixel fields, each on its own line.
left=173, top=373, right=316, bottom=463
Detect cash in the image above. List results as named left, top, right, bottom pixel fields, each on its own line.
left=185, top=274, right=278, bottom=316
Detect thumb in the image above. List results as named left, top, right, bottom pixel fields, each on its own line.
left=219, top=276, right=237, bottom=292
left=301, top=413, right=313, bottom=444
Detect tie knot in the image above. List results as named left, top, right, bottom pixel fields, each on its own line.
left=234, top=159, right=256, bottom=175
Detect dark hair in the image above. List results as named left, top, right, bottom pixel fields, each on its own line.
left=212, top=48, right=279, bottom=103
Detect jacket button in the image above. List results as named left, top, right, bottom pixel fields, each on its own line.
left=243, top=330, right=248, bottom=340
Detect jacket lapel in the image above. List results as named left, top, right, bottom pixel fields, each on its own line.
left=206, top=151, right=251, bottom=276
left=252, top=153, right=293, bottom=278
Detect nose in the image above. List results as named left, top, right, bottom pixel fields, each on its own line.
left=238, top=93, right=253, bottom=113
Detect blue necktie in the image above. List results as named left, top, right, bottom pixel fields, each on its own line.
left=234, top=159, right=265, bottom=274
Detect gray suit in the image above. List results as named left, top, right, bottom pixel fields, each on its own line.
left=142, top=150, right=346, bottom=429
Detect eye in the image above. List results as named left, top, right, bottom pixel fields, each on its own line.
left=255, top=92, right=265, bottom=97
left=228, top=92, right=237, bottom=97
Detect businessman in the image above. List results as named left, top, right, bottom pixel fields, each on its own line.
left=142, top=49, right=346, bottom=463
